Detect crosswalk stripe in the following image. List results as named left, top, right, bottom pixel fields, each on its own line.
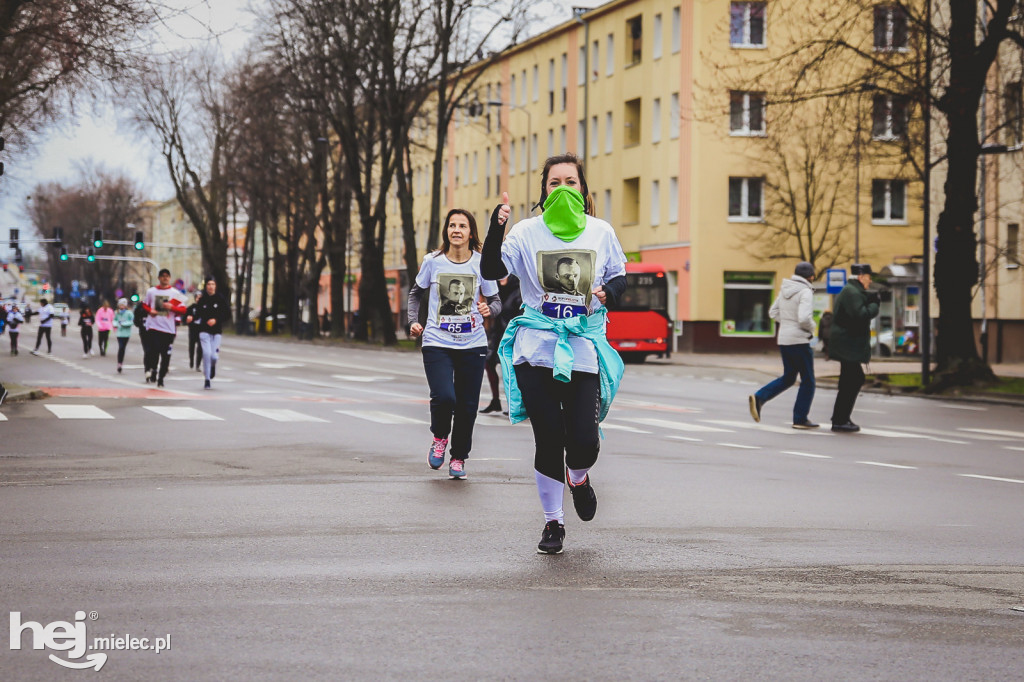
left=958, top=428, right=1024, bottom=439
left=622, top=417, right=731, bottom=433
left=241, top=408, right=328, bottom=423
left=0, top=413, right=7, bottom=421
left=858, top=461, right=918, bottom=470
left=143, top=406, right=223, bottom=421
left=334, top=409, right=425, bottom=425
left=781, top=451, right=832, bottom=459
left=601, top=422, right=653, bottom=434
left=958, top=474, right=1024, bottom=484
left=45, top=404, right=114, bottom=419
left=702, top=419, right=829, bottom=436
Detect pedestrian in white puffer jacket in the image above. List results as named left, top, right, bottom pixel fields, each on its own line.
left=748, top=262, right=819, bottom=429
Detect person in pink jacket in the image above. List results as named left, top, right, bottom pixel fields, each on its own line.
left=95, top=300, right=115, bottom=358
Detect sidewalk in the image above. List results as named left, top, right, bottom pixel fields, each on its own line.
left=0, top=383, right=47, bottom=404
left=654, top=351, right=1024, bottom=380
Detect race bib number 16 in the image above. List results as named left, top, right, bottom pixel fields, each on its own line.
left=541, top=293, right=587, bottom=319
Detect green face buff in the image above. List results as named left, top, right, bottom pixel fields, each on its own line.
left=541, top=185, right=586, bottom=242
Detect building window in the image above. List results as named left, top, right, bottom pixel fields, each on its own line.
left=473, top=151, right=478, bottom=184
left=730, top=2, right=765, bottom=48
left=728, top=177, right=764, bottom=221
left=520, top=137, right=527, bottom=174
left=603, top=189, right=612, bottom=221
left=559, top=125, right=566, bottom=153
left=627, top=16, right=642, bottom=65
left=578, top=45, right=587, bottom=85
left=730, top=91, right=765, bottom=135
left=485, top=148, right=491, bottom=196
left=871, top=179, right=907, bottom=223
left=623, top=177, right=640, bottom=224
left=624, top=98, right=642, bottom=147
left=653, top=14, right=663, bottom=59
left=651, top=179, right=661, bottom=226
left=592, top=40, right=599, bottom=81
left=672, top=6, right=681, bottom=53
left=1005, top=81, right=1023, bottom=146
left=494, top=145, right=501, bottom=195
left=652, top=97, right=662, bottom=143
left=521, top=69, right=527, bottom=105
left=510, top=74, right=516, bottom=106
left=509, top=140, right=516, bottom=176
left=605, top=112, right=614, bottom=153
left=560, top=53, right=568, bottom=111
left=722, top=272, right=775, bottom=336
left=874, top=5, right=908, bottom=51
left=590, top=115, right=599, bottom=157
left=670, top=93, right=680, bottom=139
left=577, top=120, right=585, bottom=155
left=1007, top=223, right=1020, bottom=267
left=548, top=59, right=555, bottom=114
left=668, top=176, right=679, bottom=223
left=872, top=94, right=908, bottom=140
left=532, top=65, right=539, bottom=102
left=547, top=129, right=554, bottom=158
left=531, top=133, right=538, bottom=170
left=607, top=33, right=615, bottom=75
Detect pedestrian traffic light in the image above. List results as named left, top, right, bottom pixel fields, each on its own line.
left=14, top=248, right=23, bottom=263
left=92, top=229, right=103, bottom=248
left=130, top=293, right=140, bottom=302
left=133, top=230, right=145, bottom=250
left=9, top=228, right=18, bottom=249
left=87, top=248, right=95, bottom=262
left=53, top=226, right=63, bottom=246
left=59, top=247, right=69, bottom=261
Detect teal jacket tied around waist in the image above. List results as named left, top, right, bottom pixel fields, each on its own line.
left=498, top=305, right=625, bottom=425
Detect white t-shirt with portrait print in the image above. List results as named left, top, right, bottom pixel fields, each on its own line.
left=500, top=214, right=627, bottom=374
left=416, top=250, right=498, bottom=349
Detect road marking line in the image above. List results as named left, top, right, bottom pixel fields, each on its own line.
left=958, top=474, right=1024, bottom=484
left=255, top=362, right=305, bottom=369
left=601, top=423, right=653, bottom=434
left=241, top=408, right=328, bottom=423
left=143, top=406, right=223, bottom=421
left=0, top=413, right=7, bottom=421
left=718, top=443, right=760, bottom=450
left=473, top=458, right=520, bottom=461
left=959, top=428, right=1024, bottom=439
left=857, top=461, right=918, bottom=469
left=937, top=404, right=988, bottom=411
left=334, top=409, right=425, bottom=425
left=45, top=404, right=114, bottom=420
left=667, top=435, right=703, bottom=442
left=623, top=417, right=731, bottom=433
left=858, top=427, right=930, bottom=439
left=331, top=374, right=393, bottom=383
left=229, top=347, right=424, bottom=378
left=781, top=451, right=832, bottom=459
left=702, top=419, right=830, bottom=436
left=1006, top=446, right=1024, bottom=452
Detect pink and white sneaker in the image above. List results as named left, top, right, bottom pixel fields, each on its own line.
left=428, top=437, right=448, bottom=469
left=448, top=458, right=466, bottom=479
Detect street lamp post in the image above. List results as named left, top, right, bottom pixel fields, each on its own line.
left=854, top=83, right=877, bottom=264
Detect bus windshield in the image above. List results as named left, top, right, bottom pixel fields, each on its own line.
left=618, top=273, right=668, bottom=312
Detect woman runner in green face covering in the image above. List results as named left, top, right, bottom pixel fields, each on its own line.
left=481, top=153, right=629, bottom=555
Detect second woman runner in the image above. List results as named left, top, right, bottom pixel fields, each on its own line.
left=408, top=209, right=501, bottom=480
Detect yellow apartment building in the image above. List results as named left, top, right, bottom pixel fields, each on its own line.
left=397, top=0, right=934, bottom=353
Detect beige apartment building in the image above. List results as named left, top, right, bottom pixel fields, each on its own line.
left=393, top=0, right=959, bottom=353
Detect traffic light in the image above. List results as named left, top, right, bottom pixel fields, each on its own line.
left=92, top=229, right=103, bottom=248
left=59, top=247, right=69, bottom=261
left=14, top=248, right=23, bottom=263
left=9, top=227, right=18, bottom=249
left=2, top=263, right=6, bottom=271
left=130, top=293, right=140, bottom=302
left=87, top=248, right=95, bottom=262
left=133, top=230, right=145, bottom=250
left=53, top=226, right=63, bottom=246
left=18, top=264, right=24, bottom=272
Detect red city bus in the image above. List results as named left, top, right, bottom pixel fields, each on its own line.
left=607, top=262, right=672, bottom=363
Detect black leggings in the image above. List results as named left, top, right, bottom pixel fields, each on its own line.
left=98, top=330, right=110, bottom=355
left=34, top=326, right=52, bottom=352
left=514, top=363, right=601, bottom=483
left=116, top=337, right=130, bottom=364
left=81, top=326, right=93, bottom=354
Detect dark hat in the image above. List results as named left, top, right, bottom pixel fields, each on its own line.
left=850, top=263, right=873, bottom=276
left=794, top=262, right=815, bottom=280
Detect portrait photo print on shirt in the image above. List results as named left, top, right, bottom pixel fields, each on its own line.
left=437, top=273, right=476, bottom=317
left=536, top=249, right=595, bottom=318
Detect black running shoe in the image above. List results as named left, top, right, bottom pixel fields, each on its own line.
left=479, top=399, right=502, bottom=414
left=157, top=379, right=164, bottom=388
left=537, top=520, right=565, bottom=554
left=567, top=469, right=597, bottom=521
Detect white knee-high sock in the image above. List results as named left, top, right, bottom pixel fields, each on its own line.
left=567, top=467, right=590, bottom=486
left=535, top=470, right=565, bottom=523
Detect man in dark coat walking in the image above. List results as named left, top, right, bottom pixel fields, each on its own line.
left=827, top=263, right=880, bottom=432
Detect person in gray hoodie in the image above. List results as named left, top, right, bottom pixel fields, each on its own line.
left=748, top=262, right=818, bottom=429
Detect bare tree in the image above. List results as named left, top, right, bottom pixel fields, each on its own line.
left=125, top=48, right=237, bottom=315
left=708, top=1, right=1024, bottom=386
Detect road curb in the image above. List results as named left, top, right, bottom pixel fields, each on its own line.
left=1, top=385, right=49, bottom=404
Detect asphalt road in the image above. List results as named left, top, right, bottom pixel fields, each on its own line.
left=2, top=331, right=1023, bottom=680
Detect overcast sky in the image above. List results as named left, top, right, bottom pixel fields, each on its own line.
left=1, top=0, right=577, bottom=249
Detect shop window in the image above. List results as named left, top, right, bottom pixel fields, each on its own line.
left=722, top=272, right=775, bottom=336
